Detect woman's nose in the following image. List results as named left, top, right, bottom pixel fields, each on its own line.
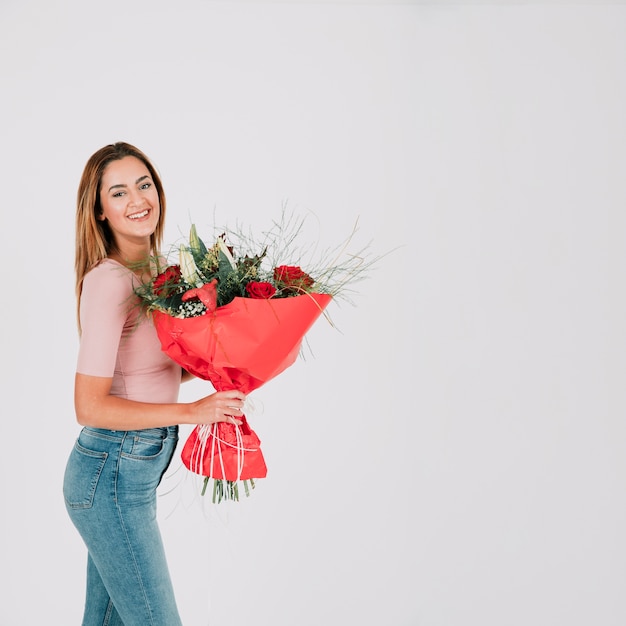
left=128, top=190, right=143, bottom=207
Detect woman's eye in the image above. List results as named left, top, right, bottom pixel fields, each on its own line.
left=113, top=191, right=125, bottom=198
left=140, top=182, right=152, bottom=190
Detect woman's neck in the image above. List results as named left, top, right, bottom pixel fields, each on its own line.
left=109, top=245, right=152, bottom=278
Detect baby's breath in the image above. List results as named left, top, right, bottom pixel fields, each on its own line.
left=174, top=300, right=207, bottom=319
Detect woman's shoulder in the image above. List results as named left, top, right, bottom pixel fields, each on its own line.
left=83, top=258, right=136, bottom=296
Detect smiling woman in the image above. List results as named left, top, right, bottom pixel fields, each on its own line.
left=74, top=143, right=168, bottom=328
left=97, top=157, right=161, bottom=262
left=63, top=142, right=247, bottom=626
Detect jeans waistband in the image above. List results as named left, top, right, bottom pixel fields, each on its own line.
left=83, top=425, right=178, bottom=440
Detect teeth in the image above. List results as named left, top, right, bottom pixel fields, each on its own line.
left=129, top=209, right=149, bottom=220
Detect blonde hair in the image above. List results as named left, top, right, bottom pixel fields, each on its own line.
left=75, top=142, right=167, bottom=331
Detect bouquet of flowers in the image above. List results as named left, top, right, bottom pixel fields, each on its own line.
left=135, top=212, right=374, bottom=502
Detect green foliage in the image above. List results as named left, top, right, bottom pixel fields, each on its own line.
left=135, top=211, right=383, bottom=319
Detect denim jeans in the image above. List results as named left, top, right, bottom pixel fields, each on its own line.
left=63, top=426, right=182, bottom=626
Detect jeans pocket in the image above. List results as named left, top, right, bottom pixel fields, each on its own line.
left=63, top=440, right=108, bottom=510
left=122, top=430, right=167, bottom=460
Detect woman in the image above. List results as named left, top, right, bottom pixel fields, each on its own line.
left=63, top=142, right=244, bottom=625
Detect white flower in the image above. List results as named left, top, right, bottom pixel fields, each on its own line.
left=180, top=245, right=202, bottom=286
left=216, top=236, right=237, bottom=270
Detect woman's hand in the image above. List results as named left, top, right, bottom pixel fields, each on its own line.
left=188, top=389, right=246, bottom=425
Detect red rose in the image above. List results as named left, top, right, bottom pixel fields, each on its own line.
left=153, top=265, right=182, bottom=296
left=273, top=265, right=314, bottom=293
left=245, top=281, right=277, bottom=299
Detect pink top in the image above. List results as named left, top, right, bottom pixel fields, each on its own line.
left=77, top=259, right=181, bottom=403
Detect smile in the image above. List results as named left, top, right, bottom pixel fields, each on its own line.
left=128, top=209, right=150, bottom=220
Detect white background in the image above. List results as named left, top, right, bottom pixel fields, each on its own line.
left=1, top=1, right=624, bottom=625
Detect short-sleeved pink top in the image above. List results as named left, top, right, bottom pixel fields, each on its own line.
left=77, top=259, right=181, bottom=403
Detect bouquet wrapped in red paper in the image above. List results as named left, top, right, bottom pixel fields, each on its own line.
left=135, top=213, right=375, bottom=502
left=153, top=288, right=330, bottom=501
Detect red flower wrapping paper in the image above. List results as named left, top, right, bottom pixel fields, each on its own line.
left=152, top=292, right=332, bottom=482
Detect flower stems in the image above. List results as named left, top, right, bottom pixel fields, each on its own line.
left=201, top=477, right=256, bottom=503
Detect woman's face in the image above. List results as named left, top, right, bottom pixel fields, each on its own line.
left=98, top=155, right=160, bottom=252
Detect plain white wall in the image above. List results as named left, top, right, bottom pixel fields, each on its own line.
left=1, top=1, right=624, bottom=625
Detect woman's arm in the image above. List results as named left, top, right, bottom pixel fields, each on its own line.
left=75, top=373, right=244, bottom=430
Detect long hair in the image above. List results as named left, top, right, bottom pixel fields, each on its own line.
left=75, top=142, right=167, bottom=332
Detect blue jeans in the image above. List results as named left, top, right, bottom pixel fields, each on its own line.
left=63, top=426, right=183, bottom=626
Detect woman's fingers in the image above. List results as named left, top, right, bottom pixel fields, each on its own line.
left=221, top=390, right=246, bottom=414
left=218, top=390, right=246, bottom=423
left=192, top=390, right=247, bottom=425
